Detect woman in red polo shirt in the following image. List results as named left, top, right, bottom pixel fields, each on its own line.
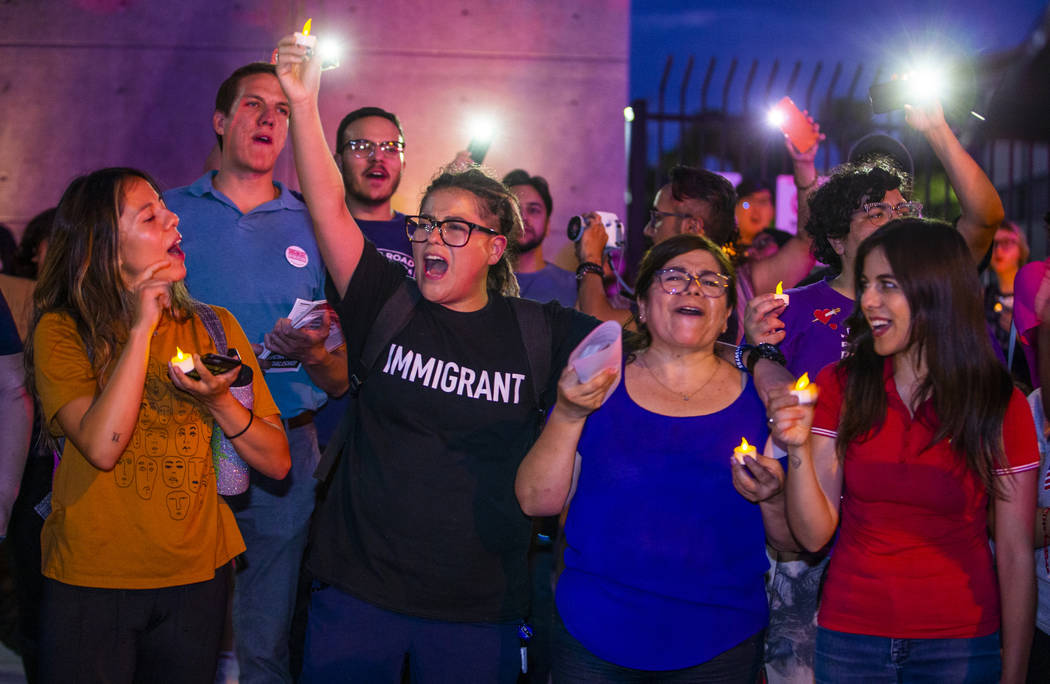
left=769, top=218, right=1037, bottom=683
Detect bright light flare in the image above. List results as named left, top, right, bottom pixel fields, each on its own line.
left=905, top=63, right=946, bottom=102
left=623, top=106, right=635, bottom=123
left=466, top=115, right=497, bottom=144
left=317, top=37, right=343, bottom=70
left=767, top=106, right=787, bottom=128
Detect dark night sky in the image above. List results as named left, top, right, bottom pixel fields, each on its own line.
left=631, top=0, right=1049, bottom=107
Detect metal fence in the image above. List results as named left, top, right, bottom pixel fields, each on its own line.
left=626, top=54, right=1050, bottom=268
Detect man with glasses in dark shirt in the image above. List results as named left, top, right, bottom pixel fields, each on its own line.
left=334, top=107, right=413, bottom=274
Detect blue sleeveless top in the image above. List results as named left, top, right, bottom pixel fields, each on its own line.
left=556, top=362, right=772, bottom=670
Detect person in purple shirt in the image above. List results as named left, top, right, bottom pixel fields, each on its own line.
left=744, top=101, right=1004, bottom=684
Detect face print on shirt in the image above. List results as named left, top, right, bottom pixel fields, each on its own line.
left=145, top=428, right=167, bottom=458
left=187, top=457, right=205, bottom=493
left=114, top=452, right=134, bottom=488
left=135, top=457, right=158, bottom=500
left=162, top=456, right=186, bottom=488
left=166, top=490, right=190, bottom=520
left=175, top=423, right=201, bottom=457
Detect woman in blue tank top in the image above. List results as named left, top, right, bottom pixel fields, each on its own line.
left=517, top=234, right=797, bottom=681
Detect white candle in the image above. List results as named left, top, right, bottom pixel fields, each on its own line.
left=294, top=18, right=317, bottom=51
left=733, top=437, right=758, bottom=465
left=790, top=373, right=819, bottom=405
left=773, top=280, right=790, bottom=307
left=170, top=347, right=195, bottom=375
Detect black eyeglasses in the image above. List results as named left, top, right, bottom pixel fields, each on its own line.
left=338, top=139, right=405, bottom=159
left=654, top=267, right=729, bottom=298
left=405, top=215, right=500, bottom=247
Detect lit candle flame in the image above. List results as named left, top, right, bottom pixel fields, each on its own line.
left=794, top=373, right=810, bottom=391
left=739, top=437, right=750, bottom=451
left=776, top=281, right=784, bottom=295
left=302, top=18, right=312, bottom=36
left=174, top=346, right=188, bottom=362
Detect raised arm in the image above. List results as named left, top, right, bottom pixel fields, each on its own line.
left=275, top=36, right=364, bottom=299
left=515, top=364, right=618, bottom=516
left=51, top=261, right=173, bottom=471
left=769, top=385, right=842, bottom=551
left=573, top=215, right=634, bottom=326
left=747, top=121, right=822, bottom=295
left=906, top=102, right=1004, bottom=263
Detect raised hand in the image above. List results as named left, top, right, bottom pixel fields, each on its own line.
left=551, top=363, right=619, bottom=422
left=574, top=212, right=609, bottom=265
left=128, top=259, right=174, bottom=335
left=274, top=34, right=321, bottom=106
left=784, top=110, right=825, bottom=163
left=744, top=293, right=787, bottom=345
left=766, top=383, right=814, bottom=448
left=904, top=100, right=947, bottom=134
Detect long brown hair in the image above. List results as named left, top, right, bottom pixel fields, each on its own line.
left=26, top=168, right=194, bottom=384
left=836, top=218, right=1012, bottom=494
left=421, top=166, right=522, bottom=297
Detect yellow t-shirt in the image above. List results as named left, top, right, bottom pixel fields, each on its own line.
left=34, top=306, right=280, bottom=589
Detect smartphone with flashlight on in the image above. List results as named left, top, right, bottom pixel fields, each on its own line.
left=868, top=80, right=911, bottom=114
left=467, top=138, right=492, bottom=164
left=771, top=97, right=819, bottom=154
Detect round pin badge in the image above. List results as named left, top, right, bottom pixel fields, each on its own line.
left=285, top=245, right=309, bottom=268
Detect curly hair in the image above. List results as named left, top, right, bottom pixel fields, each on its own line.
left=805, top=156, right=911, bottom=271
left=421, top=166, right=522, bottom=297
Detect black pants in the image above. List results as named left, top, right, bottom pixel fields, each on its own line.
left=39, top=564, right=230, bottom=684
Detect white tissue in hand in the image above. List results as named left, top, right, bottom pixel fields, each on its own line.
left=568, top=320, right=623, bottom=403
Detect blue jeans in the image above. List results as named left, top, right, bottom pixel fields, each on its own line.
left=228, top=421, right=320, bottom=684
left=815, top=627, right=1001, bottom=683
left=300, top=584, right=521, bottom=683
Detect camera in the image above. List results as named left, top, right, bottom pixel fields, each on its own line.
left=567, top=212, right=624, bottom=251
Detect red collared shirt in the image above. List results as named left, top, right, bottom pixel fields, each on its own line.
left=811, top=360, right=1038, bottom=638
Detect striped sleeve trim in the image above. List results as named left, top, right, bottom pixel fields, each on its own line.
left=811, top=427, right=837, bottom=439
left=994, top=461, right=1040, bottom=476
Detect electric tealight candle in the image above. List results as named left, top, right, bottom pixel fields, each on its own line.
left=294, top=18, right=317, bottom=52
left=790, top=372, right=819, bottom=405
left=171, top=347, right=195, bottom=374
left=773, top=281, right=789, bottom=306
left=733, top=437, right=757, bottom=465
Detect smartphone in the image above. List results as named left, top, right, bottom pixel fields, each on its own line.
left=467, top=137, right=492, bottom=164
left=868, top=80, right=910, bottom=114
left=186, top=352, right=242, bottom=380
left=773, top=96, right=818, bottom=154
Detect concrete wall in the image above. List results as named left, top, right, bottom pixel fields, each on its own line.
left=0, top=0, right=629, bottom=264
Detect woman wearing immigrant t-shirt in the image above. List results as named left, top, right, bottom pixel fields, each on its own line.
left=770, top=219, right=1037, bottom=683
left=517, top=233, right=795, bottom=680
left=274, top=37, right=600, bottom=682
left=27, top=168, right=289, bottom=683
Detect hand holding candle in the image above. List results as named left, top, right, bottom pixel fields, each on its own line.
left=170, top=347, right=195, bottom=375
left=294, top=18, right=317, bottom=54
left=773, top=281, right=789, bottom=307
left=790, top=372, right=819, bottom=405
left=733, top=437, right=758, bottom=466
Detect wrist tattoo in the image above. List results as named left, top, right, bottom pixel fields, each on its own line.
left=789, top=455, right=802, bottom=469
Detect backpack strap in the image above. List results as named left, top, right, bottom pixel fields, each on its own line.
left=508, top=298, right=552, bottom=424
left=193, top=302, right=228, bottom=354
left=314, top=279, right=421, bottom=484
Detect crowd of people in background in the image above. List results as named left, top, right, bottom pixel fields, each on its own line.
left=0, top=27, right=1047, bottom=684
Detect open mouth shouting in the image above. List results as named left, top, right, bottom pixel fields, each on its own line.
left=675, top=304, right=705, bottom=317
left=423, top=253, right=448, bottom=279
left=167, top=237, right=185, bottom=261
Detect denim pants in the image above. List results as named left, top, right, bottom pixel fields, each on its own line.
left=815, top=627, right=1001, bottom=683
left=228, top=422, right=320, bottom=684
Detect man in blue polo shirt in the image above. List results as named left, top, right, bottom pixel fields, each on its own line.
left=165, top=62, right=348, bottom=684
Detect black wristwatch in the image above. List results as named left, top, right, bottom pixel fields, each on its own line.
left=745, top=343, right=786, bottom=375
left=575, top=261, right=603, bottom=280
